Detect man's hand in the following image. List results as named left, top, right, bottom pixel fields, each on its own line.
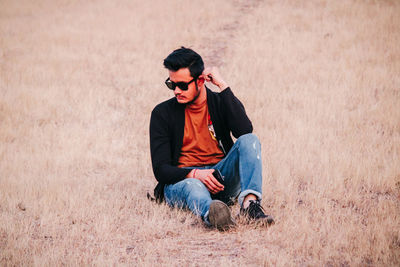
left=201, top=67, right=229, bottom=91
left=188, top=168, right=224, bottom=194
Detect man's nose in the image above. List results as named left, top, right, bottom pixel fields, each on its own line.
left=174, top=87, right=182, bottom=93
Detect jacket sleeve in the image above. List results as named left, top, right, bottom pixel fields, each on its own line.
left=149, top=106, right=191, bottom=184
left=219, top=87, right=253, bottom=138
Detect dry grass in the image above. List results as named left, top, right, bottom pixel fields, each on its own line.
left=1, top=0, right=399, bottom=266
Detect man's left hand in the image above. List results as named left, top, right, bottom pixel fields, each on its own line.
left=190, top=168, right=224, bottom=194
left=201, top=67, right=229, bottom=91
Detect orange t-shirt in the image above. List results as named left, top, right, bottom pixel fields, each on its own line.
left=178, top=100, right=224, bottom=167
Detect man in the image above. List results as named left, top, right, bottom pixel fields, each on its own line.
left=150, top=47, right=274, bottom=230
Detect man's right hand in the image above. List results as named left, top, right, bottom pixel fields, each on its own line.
left=188, top=168, right=224, bottom=194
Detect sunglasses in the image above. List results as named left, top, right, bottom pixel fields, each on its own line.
left=165, top=77, right=197, bottom=91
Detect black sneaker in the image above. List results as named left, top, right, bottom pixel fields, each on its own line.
left=240, top=200, right=274, bottom=225
left=208, top=200, right=236, bottom=231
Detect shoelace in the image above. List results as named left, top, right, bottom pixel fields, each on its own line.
left=248, top=200, right=267, bottom=218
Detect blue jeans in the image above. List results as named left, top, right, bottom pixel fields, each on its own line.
left=164, top=133, right=263, bottom=224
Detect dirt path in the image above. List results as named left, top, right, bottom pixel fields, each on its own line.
left=200, top=0, right=263, bottom=67
left=166, top=1, right=273, bottom=263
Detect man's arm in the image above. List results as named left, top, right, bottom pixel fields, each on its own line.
left=219, top=88, right=253, bottom=138
left=149, top=105, right=191, bottom=184
left=202, top=67, right=229, bottom=91
left=202, top=67, right=253, bottom=138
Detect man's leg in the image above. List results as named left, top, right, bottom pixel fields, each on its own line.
left=213, top=133, right=263, bottom=206
left=164, top=178, right=212, bottom=220
left=213, top=134, right=274, bottom=225
left=164, top=178, right=236, bottom=229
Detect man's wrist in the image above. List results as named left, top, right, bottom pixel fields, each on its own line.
left=218, top=82, right=229, bottom=91
left=187, top=169, right=196, bottom=178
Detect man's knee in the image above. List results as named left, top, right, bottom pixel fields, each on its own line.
left=234, top=134, right=262, bottom=162
left=236, top=133, right=260, bottom=150
left=182, top=178, right=208, bottom=196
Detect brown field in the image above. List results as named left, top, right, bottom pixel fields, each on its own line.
left=1, top=0, right=399, bottom=266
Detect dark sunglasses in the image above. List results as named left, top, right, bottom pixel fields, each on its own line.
left=165, top=77, right=196, bottom=91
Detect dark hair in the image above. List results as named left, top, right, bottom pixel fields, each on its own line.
left=163, top=47, right=204, bottom=79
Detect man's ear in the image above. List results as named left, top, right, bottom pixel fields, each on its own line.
left=197, top=76, right=205, bottom=86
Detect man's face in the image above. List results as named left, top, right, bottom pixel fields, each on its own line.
left=168, top=68, right=199, bottom=104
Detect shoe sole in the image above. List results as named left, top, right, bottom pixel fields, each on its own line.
left=242, top=215, right=275, bottom=227
left=208, top=200, right=236, bottom=230
left=255, top=215, right=275, bottom=227
left=239, top=209, right=275, bottom=226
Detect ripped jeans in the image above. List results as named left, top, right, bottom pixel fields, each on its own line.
left=164, top=133, right=263, bottom=223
